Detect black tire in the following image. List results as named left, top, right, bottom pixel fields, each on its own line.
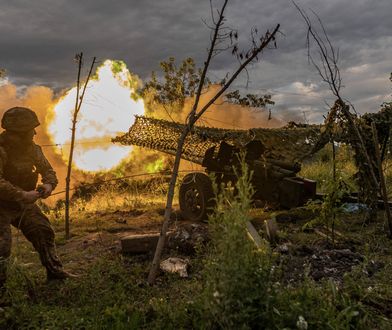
left=179, top=172, right=214, bottom=221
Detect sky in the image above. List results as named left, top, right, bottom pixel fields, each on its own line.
left=0, top=0, right=391, bottom=124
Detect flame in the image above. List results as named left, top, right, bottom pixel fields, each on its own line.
left=48, top=60, right=144, bottom=172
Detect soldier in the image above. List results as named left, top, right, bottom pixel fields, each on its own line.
left=0, top=107, right=74, bottom=304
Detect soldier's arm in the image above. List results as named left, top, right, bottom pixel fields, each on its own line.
left=35, top=145, right=58, bottom=190
left=0, top=147, right=26, bottom=202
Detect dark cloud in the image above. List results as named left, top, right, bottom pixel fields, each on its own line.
left=0, top=0, right=391, bottom=122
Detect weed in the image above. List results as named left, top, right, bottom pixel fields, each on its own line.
left=197, top=160, right=273, bottom=328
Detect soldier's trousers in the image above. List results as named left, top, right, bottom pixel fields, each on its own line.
left=0, top=203, right=63, bottom=287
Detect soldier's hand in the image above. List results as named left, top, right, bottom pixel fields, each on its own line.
left=22, top=190, right=40, bottom=203
left=38, top=184, right=53, bottom=199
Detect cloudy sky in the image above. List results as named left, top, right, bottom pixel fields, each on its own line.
left=0, top=0, right=391, bottom=123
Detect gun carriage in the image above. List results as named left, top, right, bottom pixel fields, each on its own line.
left=113, top=116, right=322, bottom=221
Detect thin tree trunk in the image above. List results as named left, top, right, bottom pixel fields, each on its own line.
left=331, top=140, right=336, bottom=245
left=147, top=129, right=188, bottom=284
left=65, top=53, right=83, bottom=239
left=371, top=122, right=392, bottom=238
left=65, top=55, right=96, bottom=239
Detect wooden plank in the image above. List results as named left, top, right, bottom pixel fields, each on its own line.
left=121, top=233, right=160, bottom=254
left=264, top=217, right=278, bottom=243
left=246, top=221, right=264, bottom=248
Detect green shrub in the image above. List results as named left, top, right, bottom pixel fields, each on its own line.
left=197, top=161, right=273, bottom=328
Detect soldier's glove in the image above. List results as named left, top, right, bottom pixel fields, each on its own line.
left=22, top=190, right=40, bottom=203
left=37, top=184, right=53, bottom=199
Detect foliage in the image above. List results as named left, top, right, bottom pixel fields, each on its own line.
left=225, top=90, right=275, bottom=110
left=140, top=57, right=276, bottom=118
left=302, top=144, right=352, bottom=243
left=140, top=57, right=208, bottom=114
left=263, top=277, right=371, bottom=330
left=197, top=160, right=273, bottom=328
left=378, top=72, right=392, bottom=146
left=304, top=172, right=349, bottom=243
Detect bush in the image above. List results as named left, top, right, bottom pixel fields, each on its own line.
left=198, top=161, right=273, bottom=328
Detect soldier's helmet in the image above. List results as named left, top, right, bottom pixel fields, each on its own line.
left=1, top=107, right=40, bottom=132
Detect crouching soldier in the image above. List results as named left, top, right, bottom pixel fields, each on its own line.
left=0, top=107, right=75, bottom=305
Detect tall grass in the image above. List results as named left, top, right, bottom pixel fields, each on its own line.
left=300, top=144, right=357, bottom=193
left=301, top=144, right=392, bottom=198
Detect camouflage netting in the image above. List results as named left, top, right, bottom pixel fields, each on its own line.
left=113, top=116, right=323, bottom=164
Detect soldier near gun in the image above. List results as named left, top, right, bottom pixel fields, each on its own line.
left=0, top=107, right=74, bottom=302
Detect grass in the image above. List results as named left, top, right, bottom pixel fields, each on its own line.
left=3, top=252, right=202, bottom=329
left=2, top=152, right=392, bottom=329
left=301, top=143, right=392, bottom=198
left=44, top=177, right=171, bottom=237
left=300, top=144, right=357, bottom=193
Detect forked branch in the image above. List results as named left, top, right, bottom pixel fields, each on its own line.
left=148, top=0, right=280, bottom=284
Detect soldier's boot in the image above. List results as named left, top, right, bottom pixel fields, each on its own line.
left=42, top=245, right=79, bottom=281
left=47, top=269, right=79, bottom=281
left=30, top=236, right=78, bottom=281
left=23, top=223, right=79, bottom=282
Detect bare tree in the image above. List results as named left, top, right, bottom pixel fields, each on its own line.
left=65, top=54, right=96, bottom=239
left=294, top=2, right=380, bottom=224
left=148, top=0, right=280, bottom=284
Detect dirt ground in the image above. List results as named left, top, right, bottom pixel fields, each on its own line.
left=49, top=207, right=209, bottom=275
left=43, top=205, right=388, bottom=287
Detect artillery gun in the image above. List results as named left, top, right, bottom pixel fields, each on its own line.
left=113, top=116, right=322, bottom=221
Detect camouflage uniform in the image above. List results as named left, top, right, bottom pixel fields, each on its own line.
left=0, top=107, right=66, bottom=293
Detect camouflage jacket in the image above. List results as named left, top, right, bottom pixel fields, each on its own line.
left=0, top=133, right=58, bottom=202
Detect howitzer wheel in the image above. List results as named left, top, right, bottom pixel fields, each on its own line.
left=179, top=172, right=214, bottom=222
